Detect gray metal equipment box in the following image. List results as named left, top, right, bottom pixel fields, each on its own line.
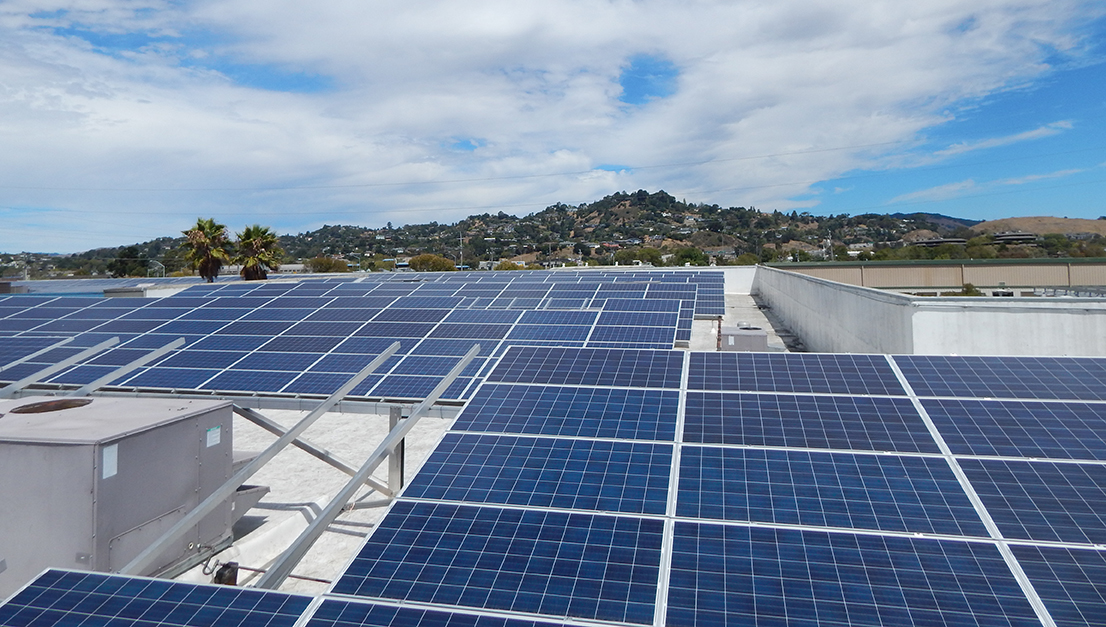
left=720, top=325, right=769, bottom=351
left=0, top=397, right=234, bottom=598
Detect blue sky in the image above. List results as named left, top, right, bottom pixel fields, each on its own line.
left=0, top=1, right=1104, bottom=252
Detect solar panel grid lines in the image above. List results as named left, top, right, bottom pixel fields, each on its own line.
left=1010, top=545, right=1106, bottom=627
left=665, top=523, right=1045, bottom=627
left=922, top=398, right=1106, bottom=460
left=687, top=352, right=907, bottom=396
left=0, top=569, right=312, bottom=627
left=331, top=501, right=665, bottom=625
left=675, top=446, right=990, bottom=537
left=401, top=433, right=674, bottom=515
left=956, top=458, right=1106, bottom=546
left=894, top=354, right=1106, bottom=401
left=683, top=392, right=941, bottom=453
left=487, top=346, right=684, bottom=389
left=303, top=598, right=579, bottom=627
left=883, top=353, right=1062, bottom=627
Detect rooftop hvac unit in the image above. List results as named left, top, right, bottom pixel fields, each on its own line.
left=720, top=324, right=769, bottom=352
left=0, top=397, right=243, bottom=598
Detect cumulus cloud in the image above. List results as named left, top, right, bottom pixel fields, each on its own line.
left=0, top=0, right=1101, bottom=251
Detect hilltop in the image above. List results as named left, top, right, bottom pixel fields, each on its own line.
left=4, top=191, right=1104, bottom=279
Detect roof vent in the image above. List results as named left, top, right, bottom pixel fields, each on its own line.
left=10, top=398, right=93, bottom=414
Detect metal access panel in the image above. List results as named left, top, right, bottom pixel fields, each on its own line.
left=720, top=325, right=769, bottom=352
left=0, top=397, right=233, bottom=598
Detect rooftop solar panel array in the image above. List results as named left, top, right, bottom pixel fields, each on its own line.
left=327, top=347, right=1106, bottom=627
left=0, top=270, right=715, bottom=401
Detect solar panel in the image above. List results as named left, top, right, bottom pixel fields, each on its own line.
left=923, top=399, right=1106, bottom=459
left=677, top=447, right=988, bottom=536
left=405, top=433, right=672, bottom=514
left=688, top=352, right=906, bottom=395
left=895, top=355, right=1106, bottom=400
left=333, top=501, right=663, bottom=625
left=487, top=346, right=684, bottom=389
left=667, top=523, right=1041, bottom=627
left=0, top=569, right=312, bottom=627
left=304, top=599, right=572, bottom=627
left=1010, top=545, right=1106, bottom=627
left=684, top=392, right=939, bottom=452
left=958, top=458, right=1106, bottom=544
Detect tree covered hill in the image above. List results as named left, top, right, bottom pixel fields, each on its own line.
left=6, top=190, right=1102, bottom=279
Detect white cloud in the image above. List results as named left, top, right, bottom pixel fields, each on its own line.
left=934, top=121, right=1074, bottom=157
left=889, top=166, right=1089, bottom=204
left=0, top=0, right=1102, bottom=251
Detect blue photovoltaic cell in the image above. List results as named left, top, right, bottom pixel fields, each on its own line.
left=154, top=320, right=228, bottom=335
left=390, top=296, right=464, bottom=309
left=430, top=324, right=513, bottom=340
left=94, top=319, right=169, bottom=333
left=0, top=569, right=312, bottom=627
left=505, top=325, right=591, bottom=342
left=599, top=299, right=681, bottom=313
left=0, top=337, right=63, bottom=365
left=455, top=384, right=678, bottom=440
left=1010, top=545, right=1106, bottom=627
left=488, top=346, right=684, bottom=389
left=368, top=375, right=444, bottom=399
left=356, top=322, right=437, bottom=338
left=517, top=311, right=597, bottom=326
left=284, top=321, right=364, bottom=336
left=119, top=307, right=189, bottom=320
left=242, top=308, right=316, bottom=321
left=443, top=310, right=522, bottom=324
left=312, top=353, right=384, bottom=373
left=202, top=370, right=297, bottom=392
left=304, top=598, right=573, bottom=627
left=924, top=399, right=1106, bottom=460
left=896, top=355, right=1106, bottom=400
left=335, top=337, right=411, bottom=355
left=334, top=501, right=663, bottom=625
left=261, top=336, right=345, bottom=353
left=389, top=355, right=464, bottom=376
left=217, top=321, right=297, bottom=336
left=307, top=308, right=381, bottom=322
left=597, top=312, right=678, bottom=327
left=677, top=447, right=987, bottom=536
left=156, top=350, right=244, bottom=369
left=405, top=433, right=672, bottom=514
left=684, top=392, right=938, bottom=453
left=688, top=352, right=906, bottom=395
left=958, top=458, right=1106, bottom=544
left=588, top=326, right=674, bottom=345
left=372, top=309, right=450, bottom=323
left=283, top=372, right=364, bottom=395
left=179, top=308, right=249, bottom=321
left=47, top=364, right=119, bottom=384
left=233, top=352, right=322, bottom=372
left=121, top=367, right=221, bottom=389
left=0, top=319, right=46, bottom=332
left=30, top=319, right=104, bottom=333
left=83, top=348, right=161, bottom=366
left=409, top=339, right=490, bottom=356
left=667, top=523, right=1040, bottom=627
left=188, top=335, right=271, bottom=352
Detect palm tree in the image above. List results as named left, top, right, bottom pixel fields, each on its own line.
left=180, top=218, right=231, bottom=282
left=235, top=224, right=284, bottom=281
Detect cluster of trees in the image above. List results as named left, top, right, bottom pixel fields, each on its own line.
left=178, top=218, right=284, bottom=281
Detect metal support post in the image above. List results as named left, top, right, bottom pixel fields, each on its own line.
left=254, top=344, right=479, bottom=590
left=234, top=405, right=393, bottom=497
left=120, top=342, right=400, bottom=576
left=388, top=406, right=406, bottom=493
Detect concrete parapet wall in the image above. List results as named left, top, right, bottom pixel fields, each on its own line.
left=754, top=265, right=1106, bottom=356
left=753, top=266, right=914, bottom=353
left=911, top=300, right=1106, bottom=356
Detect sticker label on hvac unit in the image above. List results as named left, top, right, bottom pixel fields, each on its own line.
left=102, top=444, right=118, bottom=479
left=206, top=425, right=221, bottom=448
